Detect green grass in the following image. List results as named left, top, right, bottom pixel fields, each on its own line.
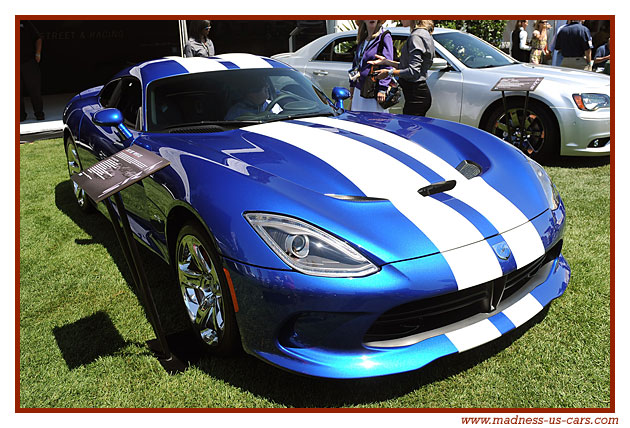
left=19, top=138, right=611, bottom=408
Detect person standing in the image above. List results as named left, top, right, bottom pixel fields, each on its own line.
left=554, top=20, right=593, bottom=70
left=184, top=20, right=215, bottom=58
left=593, top=37, right=610, bottom=73
left=510, top=20, right=531, bottom=62
left=549, top=20, right=568, bottom=66
left=530, top=20, right=550, bottom=64
left=349, top=20, right=393, bottom=113
left=20, top=20, right=45, bottom=121
left=370, top=20, right=435, bottom=117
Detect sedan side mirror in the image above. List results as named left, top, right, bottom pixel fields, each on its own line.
left=331, top=87, right=351, bottom=110
left=93, top=108, right=133, bottom=139
left=430, top=58, right=451, bottom=71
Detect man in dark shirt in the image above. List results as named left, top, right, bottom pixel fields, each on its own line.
left=554, top=20, right=593, bottom=71
left=20, top=20, right=45, bottom=121
left=594, top=38, right=610, bottom=74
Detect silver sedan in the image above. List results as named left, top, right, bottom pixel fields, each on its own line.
left=272, top=27, right=610, bottom=159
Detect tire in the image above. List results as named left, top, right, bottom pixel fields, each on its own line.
left=65, top=135, right=95, bottom=212
left=483, top=99, right=559, bottom=162
left=174, top=223, right=240, bottom=355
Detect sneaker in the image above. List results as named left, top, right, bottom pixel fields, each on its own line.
left=35, top=112, right=45, bottom=120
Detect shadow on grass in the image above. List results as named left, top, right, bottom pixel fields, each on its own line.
left=53, top=311, right=132, bottom=369
left=55, top=179, right=553, bottom=407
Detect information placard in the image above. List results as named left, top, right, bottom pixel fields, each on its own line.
left=72, top=145, right=170, bottom=203
left=491, top=77, right=544, bottom=92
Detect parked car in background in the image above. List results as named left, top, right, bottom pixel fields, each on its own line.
left=273, top=27, right=610, bottom=161
left=63, top=54, right=570, bottom=378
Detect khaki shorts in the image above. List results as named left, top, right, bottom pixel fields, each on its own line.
left=561, top=56, right=591, bottom=71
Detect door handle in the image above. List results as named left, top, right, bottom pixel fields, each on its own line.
left=312, top=70, right=329, bottom=76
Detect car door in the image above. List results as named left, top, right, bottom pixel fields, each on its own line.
left=81, top=76, right=151, bottom=233
left=425, top=47, right=464, bottom=122
left=303, top=34, right=357, bottom=108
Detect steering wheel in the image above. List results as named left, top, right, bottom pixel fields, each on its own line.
left=264, top=93, right=305, bottom=112
left=462, top=55, right=476, bottom=66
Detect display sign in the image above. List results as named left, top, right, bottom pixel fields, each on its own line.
left=491, top=77, right=544, bottom=92
left=72, top=145, right=170, bottom=203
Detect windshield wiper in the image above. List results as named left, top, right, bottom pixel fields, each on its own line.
left=266, top=112, right=337, bottom=123
left=161, top=120, right=261, bottom=131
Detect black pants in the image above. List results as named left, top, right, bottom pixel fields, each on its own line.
left=400, top=79, right=432, bottom=117
left=20, top=59, right=43, bottom=119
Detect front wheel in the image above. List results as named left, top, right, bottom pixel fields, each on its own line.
left=483, top=100, right=559, bottom=162
left=65, top=136, right=94, bottom=212
left=175, top=223, right=240, bottom=355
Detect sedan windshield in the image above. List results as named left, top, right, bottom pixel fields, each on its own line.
left=146, top=68, right=337, bottom=132
left=433, top=32, right=515, bottom=69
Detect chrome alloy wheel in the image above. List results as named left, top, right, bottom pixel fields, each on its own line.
left=66, top=141, right=89, bottom=208
left=176, top=234, right=225, bottom=346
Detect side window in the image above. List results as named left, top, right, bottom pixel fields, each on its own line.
left=99, top=79, right=121, bottom=108
left=314, top=36, right=356, bottom=62
left=116, top=78, right=142, bottom=130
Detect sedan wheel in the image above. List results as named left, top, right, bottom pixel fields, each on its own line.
left=65, top=137, right=94, bottom=212
left=485, top=100, right=558, bottom=162
left=175, top=223, right=239, bottom=354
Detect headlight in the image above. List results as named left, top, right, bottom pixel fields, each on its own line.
left=245, top=213, right=379, bottom=277
left=572, top=93, right=610, bottom=111
left=528, top=159, right=560, bottom=210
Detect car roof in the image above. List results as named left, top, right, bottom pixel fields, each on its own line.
left=116, top=53, right=292, bottom=88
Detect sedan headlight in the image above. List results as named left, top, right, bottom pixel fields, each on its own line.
left=572, top=93, right=610, bottom=111
left=528, top=159, right=560, bottom=210
left=245, top=213, right=379, bottom=277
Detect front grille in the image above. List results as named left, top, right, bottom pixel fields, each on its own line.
left=364, top=240, right=562, bottom=343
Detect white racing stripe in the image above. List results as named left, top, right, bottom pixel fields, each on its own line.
left=300, top=117, right=545, bottom=269
left=214, top=53, right=273, bottom=69
left=166, top=56, right=228, bottom=74
left=247, top=121, right=503, bottom=289
left=445, top=319, right=502, bottom=352
left=501, top=293, right=544, bottom=328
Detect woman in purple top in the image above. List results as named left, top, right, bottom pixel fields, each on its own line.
left=349, top=20, right=394, bottom=113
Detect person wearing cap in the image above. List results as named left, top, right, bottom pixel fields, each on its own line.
left=349, top=19, right=393, bottom=113
left=184, top=20, right=215, bottom=57
left=369, top=20, right=435, bottom=117
left=554, top=20, right=593, bottom=71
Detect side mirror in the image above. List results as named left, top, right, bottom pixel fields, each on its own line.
left=93, top=108, right=133, bottom=139
left=430, top=58, right=451, bottom=71
left=331, top=87, right=351, bottom=110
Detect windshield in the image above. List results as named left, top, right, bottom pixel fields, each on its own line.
left=433, top=32, right=515, bottom=69
left=146, top=68, right=336, bottom=132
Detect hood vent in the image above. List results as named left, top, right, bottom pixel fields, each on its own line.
left=456, top=160, right=483, bottom=179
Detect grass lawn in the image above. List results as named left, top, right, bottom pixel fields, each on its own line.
left=19, top=138, right=611, bottom=408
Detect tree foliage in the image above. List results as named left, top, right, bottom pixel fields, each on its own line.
left=434, top=20, right=508, bottom=47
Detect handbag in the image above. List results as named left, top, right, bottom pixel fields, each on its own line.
left=379, top=77, right=401, bottom=109
left=359, top=31, right=391, bottom=99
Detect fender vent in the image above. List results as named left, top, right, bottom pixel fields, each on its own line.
left=456, top=160, right=482, bottom=179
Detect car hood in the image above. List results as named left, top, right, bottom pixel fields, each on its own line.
left=476, top=63, right=610, bottom=92
left=178, top=113, right=551, bottom=264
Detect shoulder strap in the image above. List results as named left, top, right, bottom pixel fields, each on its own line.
left=377, top=30, right=391, bottom=56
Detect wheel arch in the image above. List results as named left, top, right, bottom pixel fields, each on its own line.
left=479, top=95, right=561, bottom=141
left=165, top=203, right=220, bottom=267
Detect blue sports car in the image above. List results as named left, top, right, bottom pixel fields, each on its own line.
left=63, top=53, right=570, bottom=379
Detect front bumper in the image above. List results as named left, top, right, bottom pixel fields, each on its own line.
left=224, top=209, right=569, bottom=379
left=556, top=107, right=610, bottom=156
